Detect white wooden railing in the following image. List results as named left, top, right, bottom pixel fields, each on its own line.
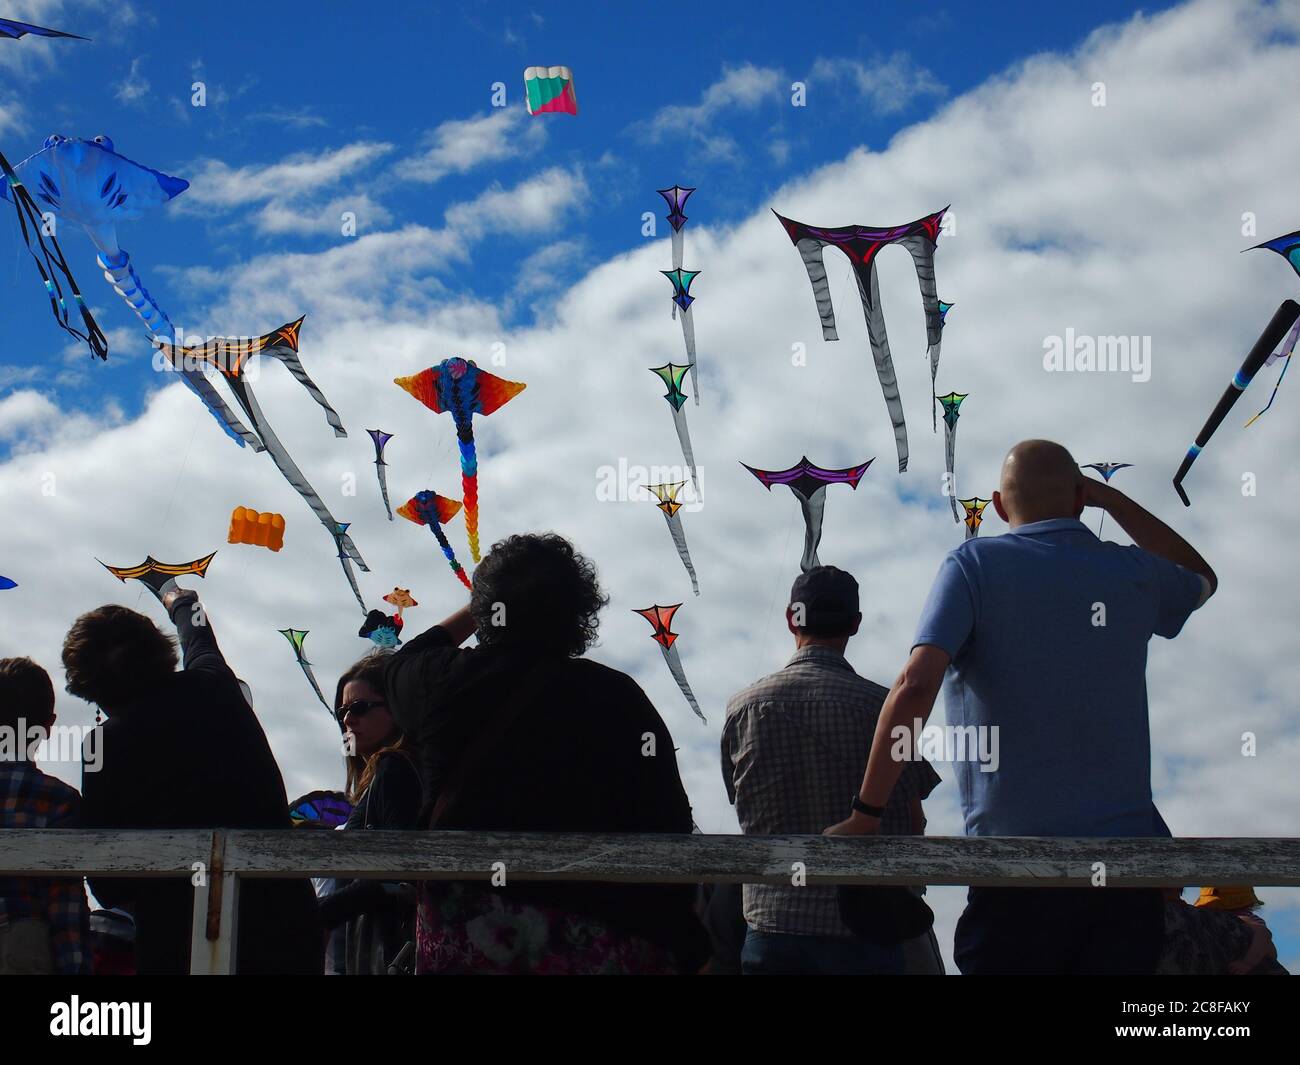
left=2, top=830, right=1296, bottom=974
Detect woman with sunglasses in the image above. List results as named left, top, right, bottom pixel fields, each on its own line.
left=317, top=652, right=422, bottom=975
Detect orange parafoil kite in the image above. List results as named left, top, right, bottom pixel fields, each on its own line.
left=228, top=507, right=285, bottom=552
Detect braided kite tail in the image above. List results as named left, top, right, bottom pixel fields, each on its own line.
left=464, top=473, right=480, bottom=562
left=458, top=430, right=481, bottom=562
left=430, top=523, right=473, bottom=591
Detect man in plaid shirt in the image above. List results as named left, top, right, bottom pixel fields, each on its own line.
left=0, top=657, right=91, bottom=975
left=722, top=567, right=940, bottom=975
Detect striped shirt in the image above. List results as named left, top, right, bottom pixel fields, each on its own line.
left=0, top=762, right=91, bottom=974
left=722, top=646, right=940, bottom=937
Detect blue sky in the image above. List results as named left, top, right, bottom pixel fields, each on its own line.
left=3, top=0, right=1180, bottom=422
left=2, top=0, right=1297, bottom=975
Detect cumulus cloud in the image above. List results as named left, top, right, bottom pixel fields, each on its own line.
left=394, top=109, right=546, bottom=184
left=4, top=0, right=1299, bottom=972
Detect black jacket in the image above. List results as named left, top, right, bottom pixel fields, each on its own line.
left=80, top=595, right=322, bottom=975
left=384, top=625, right=708, bottom=969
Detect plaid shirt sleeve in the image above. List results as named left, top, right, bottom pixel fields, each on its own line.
left=44, top=790, right=91, bottom=975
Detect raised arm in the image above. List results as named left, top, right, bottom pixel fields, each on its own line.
left=1083, top=477, right=1217, bottom=594
left=162, top=588, right=232, bottom=677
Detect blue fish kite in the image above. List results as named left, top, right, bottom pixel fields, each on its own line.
left=0, top=135, right=256, bottom=449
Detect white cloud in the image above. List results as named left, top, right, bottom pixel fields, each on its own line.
left=5, top=0, right=1300, bottom=971
left=394, top=109, right=546, bottom=184
left=183, top=142, right=394, bottom=211
left=639, top=64, right=786, bottom=161
left=808, top=53, right=947, bottom=113
left=114, top=56, right=151, bottom=106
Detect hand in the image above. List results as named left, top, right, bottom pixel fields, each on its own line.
left=161, top=587, right=190, bottom=613
left=1079, top=474, right=1116, bottom=510
left=824, top=812, right=881, bottom=836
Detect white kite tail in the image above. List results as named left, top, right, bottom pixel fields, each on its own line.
left=266, top=349, right=347, bottom=437
left=238, top=383, right=369, bottom=581
left=660, top=643, right=706, bottom=724
left=671, top=407, right=701, bottom=499
left=946, top=425, right=959, bottom=521
left=796, top=490, right=827, bottom=572
left=794, top=238, right=840, bottom=340
left=680, top=307, right=699, bottom=405
left=374, top=461, right=393, bottom=521
left=858, top=263, right=909, bottom=473
left=664, top=513, right=700, bottom=596
left=670, top=228, right=684, bottom=272
left=99, top=250, right=264, bottom=452
left=901, top=234, right=943, bottom=431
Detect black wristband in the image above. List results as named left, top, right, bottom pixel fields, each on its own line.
left=851, top=795, right=885, bottom=818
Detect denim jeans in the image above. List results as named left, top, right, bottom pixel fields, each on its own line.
left=741, top=927, right=904, bottom=975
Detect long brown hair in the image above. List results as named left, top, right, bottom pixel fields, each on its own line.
left=335, top=650, right=412, bottom=804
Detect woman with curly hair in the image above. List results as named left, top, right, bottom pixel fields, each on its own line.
left=384, top=532, right=707, bottom=974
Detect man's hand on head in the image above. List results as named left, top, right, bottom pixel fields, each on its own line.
left=1079, top=474, right=1118, bottom=510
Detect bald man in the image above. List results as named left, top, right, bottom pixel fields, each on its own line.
left=827, top=440, right=1215, bottom=975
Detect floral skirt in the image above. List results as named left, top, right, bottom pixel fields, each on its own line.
left=415, top=883, right=678, bottom=975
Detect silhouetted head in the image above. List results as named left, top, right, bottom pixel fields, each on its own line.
left=472, top=533, right=608, bottom=657
left=61, top=606, right=178, bottom=714
left=0, top=656, right=55, bottom=735
left=786, top=566, right=863, bottom=653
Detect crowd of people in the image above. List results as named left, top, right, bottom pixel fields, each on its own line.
left=0, top=439, right=1288, bottom=975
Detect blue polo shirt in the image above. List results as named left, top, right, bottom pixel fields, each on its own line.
left=913, top=518, right=1205, bottom=838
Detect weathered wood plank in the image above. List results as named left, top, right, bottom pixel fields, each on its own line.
left=2, top=830, right=1297, bottom=887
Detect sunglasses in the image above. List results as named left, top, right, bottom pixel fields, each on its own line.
left=335, top=698, right=387, bottom=725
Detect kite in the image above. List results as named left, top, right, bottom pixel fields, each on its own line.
left=741, top=456, right=874, bottom=572
left=773, top=207, right=949, bottom=472
left=279, top=628, right=330, bottom=712
left=645, top=481, right=699, bottom=596
left=661, top=267, right=701, bottom=402
left=0, top=576, right=16, bottom=590
left=0, top=146, right=107, bottom=359
left=366, top=429, right=394, bottom=521
left=1245, top=227, right=1300, bottom=280
left=1242, top=314, right=1300, bottom=428
left=1081, top=462, right=1132, bottom=537
left=524, top=65, right=578, bottom=115
left=935, top=391, right=967, bottom=521
left=383, top=587, right=417, bottom=617
left=99, top=551, right=216, bottom=604
left=1174, top=299, right=1300, bottom=506
left=0, top=17, right=87, bottom=39
left=958, top=498, right=990, bottom=539
left=657, top=184, right=694, bottom=270
left=155, top=318, right=368, bottom=610
left=397, top=490, right=472, bottom=591
left=0, top=134, right=259, bottom=448
left=649, top=363, right=700, bottom=497
left=394, top=358, right=526, bottom=563
left=938, top=300, right=954, bottom=327
left=289, top=791, right=352, bottom=829
left=227, top=507, right=285, bottom=552
left=359, top=608, right=402, bottom=649
left=633, top=604, right=705, bottom=724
